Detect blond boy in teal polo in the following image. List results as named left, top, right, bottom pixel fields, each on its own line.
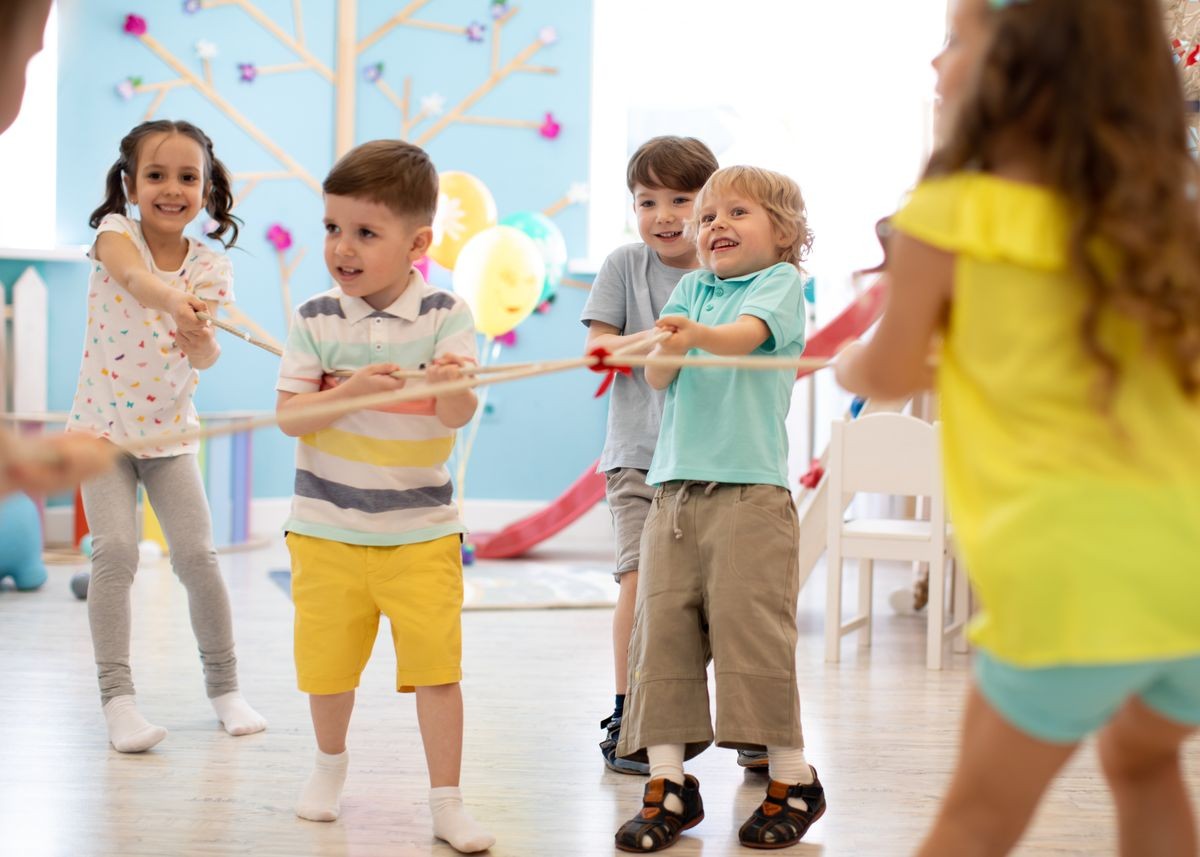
left=614, top=166, right=826, bottom=853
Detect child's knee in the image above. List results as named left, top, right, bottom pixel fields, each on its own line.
left=90, top=535, right=139, bottom=577
left=1098, top=700, right=1192, bottom=781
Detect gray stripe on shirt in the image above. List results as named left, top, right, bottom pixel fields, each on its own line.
left=294, top=468, right=454, bottom=513
left=298, top=296, right=346, bottom=319
left=420, top=292, right=456, bottom=315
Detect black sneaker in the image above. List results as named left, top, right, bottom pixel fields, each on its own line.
left=600, top=714, right=650, bottom=775
left=737, top=749, right=770, bottom=771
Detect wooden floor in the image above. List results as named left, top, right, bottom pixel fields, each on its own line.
left=1, top=541, right=1196, bottom=857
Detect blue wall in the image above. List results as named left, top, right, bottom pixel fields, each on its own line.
left=52, top=0, right=605, bottom=501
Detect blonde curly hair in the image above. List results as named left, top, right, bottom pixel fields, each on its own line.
left=691, top=166, right=814, bottom=270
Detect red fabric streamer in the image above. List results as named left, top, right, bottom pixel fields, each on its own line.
left=587, top=347, right=633, bottom=398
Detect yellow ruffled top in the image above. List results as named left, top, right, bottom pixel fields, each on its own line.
left=892, top=173, right=1200, bottom=667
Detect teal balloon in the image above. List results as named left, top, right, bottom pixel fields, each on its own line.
left=499, top=211, right=567, bottom=304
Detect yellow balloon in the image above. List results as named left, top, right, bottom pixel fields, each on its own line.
left=429, top=171, right=497, bottom=270
left=452, top=226, right=546, bottom=337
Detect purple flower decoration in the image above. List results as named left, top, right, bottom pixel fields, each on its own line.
left=490, top=1, right=510, bottom=19
left=466, top=21, right=486, bottom=42
left=123, top=14, right=147, bottom=36
left=238, top=63, right=257, bottom=83
left=115, top=76, right=141, bottom=101
left=182, top=0, right=201, bottom=12
left=362, top=62, right=384, bottom=83
left=538, top=112, right=561, bottom=140
left=266, top=224, right=293, bottom=252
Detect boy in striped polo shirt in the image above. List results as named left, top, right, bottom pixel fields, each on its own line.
left=276, top=140, right=493, bottom=854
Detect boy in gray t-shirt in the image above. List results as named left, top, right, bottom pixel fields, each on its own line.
left=580, top=136, right=721, bottom=775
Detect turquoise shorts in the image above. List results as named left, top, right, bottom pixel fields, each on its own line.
left=975, top=650, right=1200, bottom=744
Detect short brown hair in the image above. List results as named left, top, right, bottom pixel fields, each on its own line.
left=626, top=136, right=718, bottom=194
left=323, top=140, right=438, bottom=223
left=694, top=166, right=814, bottom=270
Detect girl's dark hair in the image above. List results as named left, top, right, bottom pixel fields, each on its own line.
left=927, top=0, right=1200, bottom=401
left=88, top=119, right=241, bottom=248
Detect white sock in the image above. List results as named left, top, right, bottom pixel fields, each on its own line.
left=296, top=749, right=348, bottom=822
left=211, top=691, right=267, bottom=736
left=430, top=786, right=495, bottom=853
left=646, top=744, right=687, bottom=814
left=103, top=695, right=167, bottom=753
left=767, top=746, right=814, bottom=810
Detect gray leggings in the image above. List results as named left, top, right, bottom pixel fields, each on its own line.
left=81, top=452, right=238, bottom=705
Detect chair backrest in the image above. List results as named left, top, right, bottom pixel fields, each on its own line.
left=828, top=412, right=941, bottom=500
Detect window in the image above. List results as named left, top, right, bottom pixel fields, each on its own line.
left=0, top=4, right=57, bottom=250
left=588, top=1, right=947, bottom=287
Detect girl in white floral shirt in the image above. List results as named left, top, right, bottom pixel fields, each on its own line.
left=69, top=120, right=264, bottom=753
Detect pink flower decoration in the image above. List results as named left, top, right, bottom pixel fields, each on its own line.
left=238, top=63, right=257, bottom=82
left=538, top=112, right=561, bottom=140
left=466, top=21, right=487, bottom=42
left=495, top=330, right=518, bottom=347
left=266, top=224, right=293, bottom=252
left=535, top=299, right=552, bottom=315
left=123, top=14, right=147, bottom=36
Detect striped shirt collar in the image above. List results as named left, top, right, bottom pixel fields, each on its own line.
left=339, top=268, right=424, bottom=324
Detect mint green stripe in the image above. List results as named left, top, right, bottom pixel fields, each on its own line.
left=438, top=310, right=475, bottom=339
left=284, top=517, right=466, bottom=546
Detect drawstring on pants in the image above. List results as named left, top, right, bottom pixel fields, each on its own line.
left=670, top=481, right=720, bottom=540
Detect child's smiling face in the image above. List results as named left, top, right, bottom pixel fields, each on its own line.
left=124, top=132, right=207, bottom=238
left=632, top=179, right=700, bottom=269
left=695, top=190, right=787, bottom=280
left=323, top=193, right=431, bottom=311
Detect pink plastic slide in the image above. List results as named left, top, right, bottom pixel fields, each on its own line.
left=471, top=280, right=888, bottom=559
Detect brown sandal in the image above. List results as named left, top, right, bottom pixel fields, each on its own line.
left=738, top=768, right=826, bottom=849
left=615, top=775, right=705, bottom=853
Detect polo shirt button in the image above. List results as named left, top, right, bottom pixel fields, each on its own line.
left=715, top=288, right=724, bottom=296
left=705, top=304, right=714, bottom=311
left=375, top=344, right=382, bottom=350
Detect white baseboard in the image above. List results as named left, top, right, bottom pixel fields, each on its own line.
left=45, top=496, right=615, bottom=556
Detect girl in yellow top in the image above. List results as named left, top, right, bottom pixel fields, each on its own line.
left=836, top=1, right=1200, bottom=854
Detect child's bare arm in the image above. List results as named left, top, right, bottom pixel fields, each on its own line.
left=0, top=430, right=115, bottom=496
left=835, top=234, right=951, bottom=399
left=175, top=300, right=221, bottom=369
left=584, top=322, right=658, bottom=357
left=94, top=232, right=207, bottom=333
left=645, top=315, right=771, bottom=389
left=276, top=363, right=404, bottom=436
left=426, top=355, right=478, bottom=429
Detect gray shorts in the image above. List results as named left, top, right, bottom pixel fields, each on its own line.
left=605, top=468, right=656, bottom=577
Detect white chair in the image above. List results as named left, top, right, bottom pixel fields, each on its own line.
left=824, top=413, right=968, bottom=670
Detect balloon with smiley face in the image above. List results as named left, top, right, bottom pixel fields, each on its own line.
left=452, top=225, right=546, bottom=337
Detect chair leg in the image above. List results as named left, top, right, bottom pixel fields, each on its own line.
left=952, top=555, right=970, bottom=654
left=857, top=558, right=873, bottom=649
left=926, top=554, right=946, bottom=670
left=825, top=554, right=843, bottom=663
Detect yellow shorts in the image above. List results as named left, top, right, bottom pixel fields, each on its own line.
left=287, top=532, right=464, bottom=694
